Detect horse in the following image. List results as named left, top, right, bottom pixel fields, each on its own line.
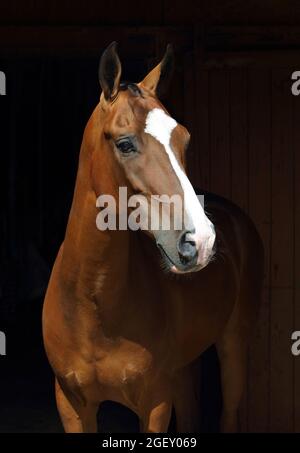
left=42, top=42, right=264, bottom=433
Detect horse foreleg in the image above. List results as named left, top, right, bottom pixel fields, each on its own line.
left=139, top=384, right=172, bottom=433
left=142, top=400, right=172, bottom=433
left=55, top=378, right=98, bottom=433
left=216, top=337, right=247, bottom=433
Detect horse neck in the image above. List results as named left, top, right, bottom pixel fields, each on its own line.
left=61, top=109, right=130, bottom=305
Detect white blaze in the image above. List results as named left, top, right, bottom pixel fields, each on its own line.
left=144, top=108, right=215, bottom=266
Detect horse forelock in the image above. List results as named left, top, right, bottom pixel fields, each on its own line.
left=119, top=81, right=142, bottom=97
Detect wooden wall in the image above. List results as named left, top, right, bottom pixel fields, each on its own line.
left=0, top=0, right=300, bottom=26
left=183, top=50, right=299, bottom=433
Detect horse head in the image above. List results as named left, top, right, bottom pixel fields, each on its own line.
left=94, top=42, right=216, bottom=274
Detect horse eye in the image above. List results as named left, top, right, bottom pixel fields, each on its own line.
left=115, top=138, right=136, bottom=155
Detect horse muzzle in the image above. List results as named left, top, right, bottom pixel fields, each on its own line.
left=157, top=225, right=216, bottom=274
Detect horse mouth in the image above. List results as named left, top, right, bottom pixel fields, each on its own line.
left=157, top=243, right=175, bottom=268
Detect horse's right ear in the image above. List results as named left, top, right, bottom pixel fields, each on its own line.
left=139, top=44, right=174, bottom=97
left=99, top=42, right=122, bottom=102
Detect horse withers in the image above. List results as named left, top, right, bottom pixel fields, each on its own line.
left=42, top=42, right=264, bottom=433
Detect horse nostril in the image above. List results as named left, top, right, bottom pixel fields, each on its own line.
left=177, top=230, right=197, bottom=265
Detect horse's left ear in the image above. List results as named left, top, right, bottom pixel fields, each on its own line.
left=99, top=41, right=122, bottom=101
left=139, top=44, right=174, bottom=97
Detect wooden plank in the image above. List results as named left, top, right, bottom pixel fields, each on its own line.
left=293, top=87, right=300, bottom=433
left=166, top=1, right=300, bottom=27
left=248, top=288, right=270, bottom=432
left=247, top=68, right=271, bottom=432
left=205, top=26, right=300, bottom=52
left=229, top=69, right=248, bottom=211
left=0, top=0, right=163, bottom=26
left=270, top=289, right=294, bottom=432
left=194, top=29, right=211, bottom=192
left=183, top=51, right=197, bottom=185
left=228, top=68, right=249, bottom=432
left=209, top=69, right=231, bottom=198
left=0, top=26, right=190, bottom=57
left=3, top=2, right=300, bottom=28
left=200, top=2, right=300, bottom=26
left=194, top=65, right=210, bottom=191
left=271, top=69, right=294, bottom=288
left=204, top=51, right=300, bottom=69
left=269, top=68, right=294, bottom=432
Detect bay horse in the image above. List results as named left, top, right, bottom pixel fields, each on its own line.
left=42, top=42, right=264, bottom=433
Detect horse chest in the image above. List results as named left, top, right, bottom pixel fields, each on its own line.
left=93, top=340, right=153, bottom=390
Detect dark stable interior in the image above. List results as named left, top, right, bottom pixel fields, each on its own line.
left=1, top=0, right=300, bottom=433
left=0, top=55, right=221, bottom=432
